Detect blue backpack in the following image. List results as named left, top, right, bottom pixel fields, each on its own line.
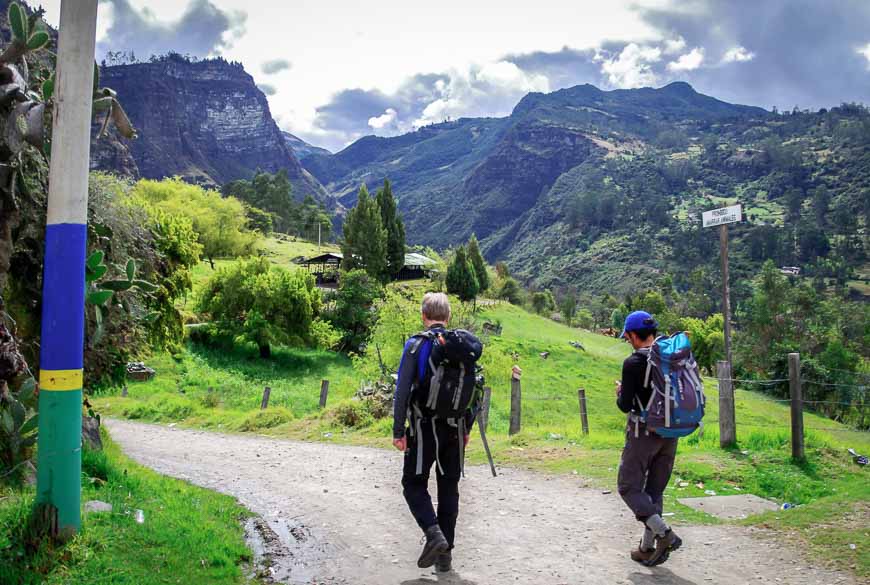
left=633, top=332, right=706, bottom=438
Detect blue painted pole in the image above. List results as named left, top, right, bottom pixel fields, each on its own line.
left=35, top=0, right=98, bottom=539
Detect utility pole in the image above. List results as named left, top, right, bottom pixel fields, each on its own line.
left=318, top=222, right=321, bottom=252
left=720, top=224, right=732, bottom=365
left=35, top=0, right=98, bottom=539
left=703, top=204, right=742, bottom=368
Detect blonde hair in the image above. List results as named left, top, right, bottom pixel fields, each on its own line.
left=421, top=292, right=451, bottom=322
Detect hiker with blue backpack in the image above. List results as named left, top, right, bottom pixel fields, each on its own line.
left=392, top=292, right=483, bottom=572
left=616, top=310, right=706, bottom=567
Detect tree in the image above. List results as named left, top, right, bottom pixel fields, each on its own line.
left=325, top=269, right=385, bottom=351
left=375, top=179, right=406, bottom=278
left=497, top=277, right=523, bottom=304
left=197, top=258, right=321, bottom=358
left=559, top=294, right=578, bottom=326
left=530, top=290, right=555, bottom=315
left=445, top=246, right=479, bottom=302
left=576, top=309, right=595, bottom=330
left=466, top=234, right=490, bottom=292
left=342, top=185, right=388, bottom=281
left=132, top=178, right=258, bottom=269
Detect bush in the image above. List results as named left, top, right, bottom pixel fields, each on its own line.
left=234, top=408, right=293, bottom=432
left=199, top=392, right=221, bottom=409
left=330, top=400, right=373, bottom=428
left=197, top=258, right=321, bottom=358
left=123, top=395, right=198, bottom=421
left=325, top=269, right=384, bottom=352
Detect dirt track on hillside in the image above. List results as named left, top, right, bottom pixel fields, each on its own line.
left=106, top=419, right=856, bottom=585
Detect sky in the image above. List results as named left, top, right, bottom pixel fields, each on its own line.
left=37, top=0, right=870, bottom=152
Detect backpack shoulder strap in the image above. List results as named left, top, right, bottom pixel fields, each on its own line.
left=409, top=331, right=435, bottom=355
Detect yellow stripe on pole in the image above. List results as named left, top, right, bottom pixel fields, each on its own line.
left=39, top=369, right=84, bottom=391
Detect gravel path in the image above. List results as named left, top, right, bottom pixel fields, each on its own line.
left=106, top=419, right=855, bottom=585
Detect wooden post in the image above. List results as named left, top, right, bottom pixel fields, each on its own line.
left=319, top=379, right=329, bottom=409
left=720, top=224, right=733, bottom=367
left=509, top=377, right=521, bottom=435
left=121, top=385, right=128, bottom=397
left=479, top=386, right=492, bottom=433
left=788, top=353, right=804, bottom=460
left=717, top=361, right=736, bottom=447
left=260, top=386, right=271, bottom=410
left=577, top=388, right=589, bottom=435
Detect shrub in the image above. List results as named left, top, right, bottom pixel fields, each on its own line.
left=324, top=269, right=384, bottom=352
left=235, top=408, right=293, bottom=432
left=330, top=400, right=373, bottom=428
left=197, top=258, right=321, bottom=358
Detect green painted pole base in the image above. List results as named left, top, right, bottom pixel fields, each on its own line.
left=35, top=389, right=82, bottom=536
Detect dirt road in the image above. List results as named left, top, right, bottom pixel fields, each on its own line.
left=106, top=419, right=854, bottom=585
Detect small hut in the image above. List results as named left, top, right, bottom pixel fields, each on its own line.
left=398, top=253, right=437, bottom=281
left=299, top=252, right=342, bottom=285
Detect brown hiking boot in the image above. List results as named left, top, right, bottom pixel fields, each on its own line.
left=644, top=529, right=682, bottom=567
left=417, top=525, right=448, bottom=568
left=630, top=546, right=655, bottom=564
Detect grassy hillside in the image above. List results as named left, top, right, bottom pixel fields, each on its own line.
left=93, top=294, right=869, bottom=576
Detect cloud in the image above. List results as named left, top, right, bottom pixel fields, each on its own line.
left=368, top=108, right=399, bottom=130
left=664, top=36, right=687, bottom=54
left=287, top=0, right=870, bottom=151
left=598, top=43, right=662, bottom=88
left=667, top=47, right=704, bottom=71
left=722, top=46, right=755, bottom=63
left=261, top=58, right=292, bottom=75
left=257, top=83, right=276, bottom=96
left=96, top=0, right=246, bottom=59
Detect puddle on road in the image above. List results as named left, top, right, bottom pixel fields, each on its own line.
left=245, top=516, right=342, bottom=585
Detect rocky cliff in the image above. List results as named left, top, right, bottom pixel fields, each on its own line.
left=89, top=55, right=326, bottom=202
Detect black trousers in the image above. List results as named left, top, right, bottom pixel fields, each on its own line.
left=401, top=418, right=462, bottom=547
left=617, top=425, right=678, bottom=522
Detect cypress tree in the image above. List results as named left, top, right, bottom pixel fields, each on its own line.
left=341, top=185, right=388, bottom=281
left=466, top=233, right=489, bottom=292
left=375, top=179, right=406, bottom=278
left=446, top=246, right=479, bottom=302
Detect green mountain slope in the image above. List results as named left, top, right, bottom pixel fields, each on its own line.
left=305, top=83, right=869, bottom=298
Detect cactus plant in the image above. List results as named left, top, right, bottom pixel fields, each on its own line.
left=85, top=251, right=158, bottom=344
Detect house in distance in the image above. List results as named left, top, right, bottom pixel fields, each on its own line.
left=298, top=252, right=436, bottom=285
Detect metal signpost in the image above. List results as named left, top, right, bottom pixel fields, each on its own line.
left=703, top=203, right=742, bottom=447
left=36, top=0, right=99, bottom=538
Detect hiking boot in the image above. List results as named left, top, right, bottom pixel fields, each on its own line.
left=630, top=546, right=655, bottom=564
left=417, top=525, right=449, bottom=568
left=643, top=529, right=682, bottom=567
left=435, top=550, right=452, bottom=572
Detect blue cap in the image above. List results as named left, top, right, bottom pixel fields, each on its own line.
left=620, top=310, right=659, bottom=338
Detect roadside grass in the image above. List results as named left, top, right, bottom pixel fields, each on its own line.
left=0, top=431, right=254, bottom=585
left=93, top=298, right=870, bottom=578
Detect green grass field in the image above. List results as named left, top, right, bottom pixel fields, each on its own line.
left=92, top=291, right=870, bottom=577
left=0, top=432, right=254, bottom=585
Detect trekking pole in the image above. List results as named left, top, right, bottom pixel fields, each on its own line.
left=477, top=423, right=497, bottom=477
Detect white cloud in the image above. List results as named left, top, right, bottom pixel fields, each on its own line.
left=368, top=108, right=399, bottom=130
left=411, top=61, right=549, bottom=129
left=859, top=43, right=870, bottom=66
left=664, top=36, right=686, bottom=54
left=722, top=46, right=755, bottom=63
left=599, top=43, right=662, bottom=88
left=667, top=47, right=704, bottom=71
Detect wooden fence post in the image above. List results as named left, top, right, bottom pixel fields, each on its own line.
left=121, top=385, right=128, bottom=398
left=577, top=388, right=589, bottom=435
left=319, top=380, right=330, bottom=409
left=717, top=361, right=736, bottom=448
left=509, top=376, right=521, bottom=435
left=260, top=386, right=271, bottom=410
left=788, top=353, right=804, bottom=460
left=480, top=386, right=492, bottom=433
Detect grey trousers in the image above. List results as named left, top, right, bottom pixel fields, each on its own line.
left=617, top=426, right=678, bottom=522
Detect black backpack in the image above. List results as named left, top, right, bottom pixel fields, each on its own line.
left=410, top=328, right=483, bottom=419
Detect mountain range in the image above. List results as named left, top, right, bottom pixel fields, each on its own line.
left=90, top=57, right=870, bottom=299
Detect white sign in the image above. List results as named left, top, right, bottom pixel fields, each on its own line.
left=703, top=204, right=742, bottom=228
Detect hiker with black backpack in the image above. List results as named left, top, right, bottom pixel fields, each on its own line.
left=616, top=310, right=706, bottom=567
left=392, top=292, right=483, bottom=572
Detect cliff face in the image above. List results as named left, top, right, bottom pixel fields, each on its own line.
left=89, top=56, right=326, bottom=202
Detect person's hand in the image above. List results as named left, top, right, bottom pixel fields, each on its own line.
left=463, top=433, right=470, bottom=447
left=393, top=437, right=407, bottom=452
left=615, top=380, right=622, bottom=396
